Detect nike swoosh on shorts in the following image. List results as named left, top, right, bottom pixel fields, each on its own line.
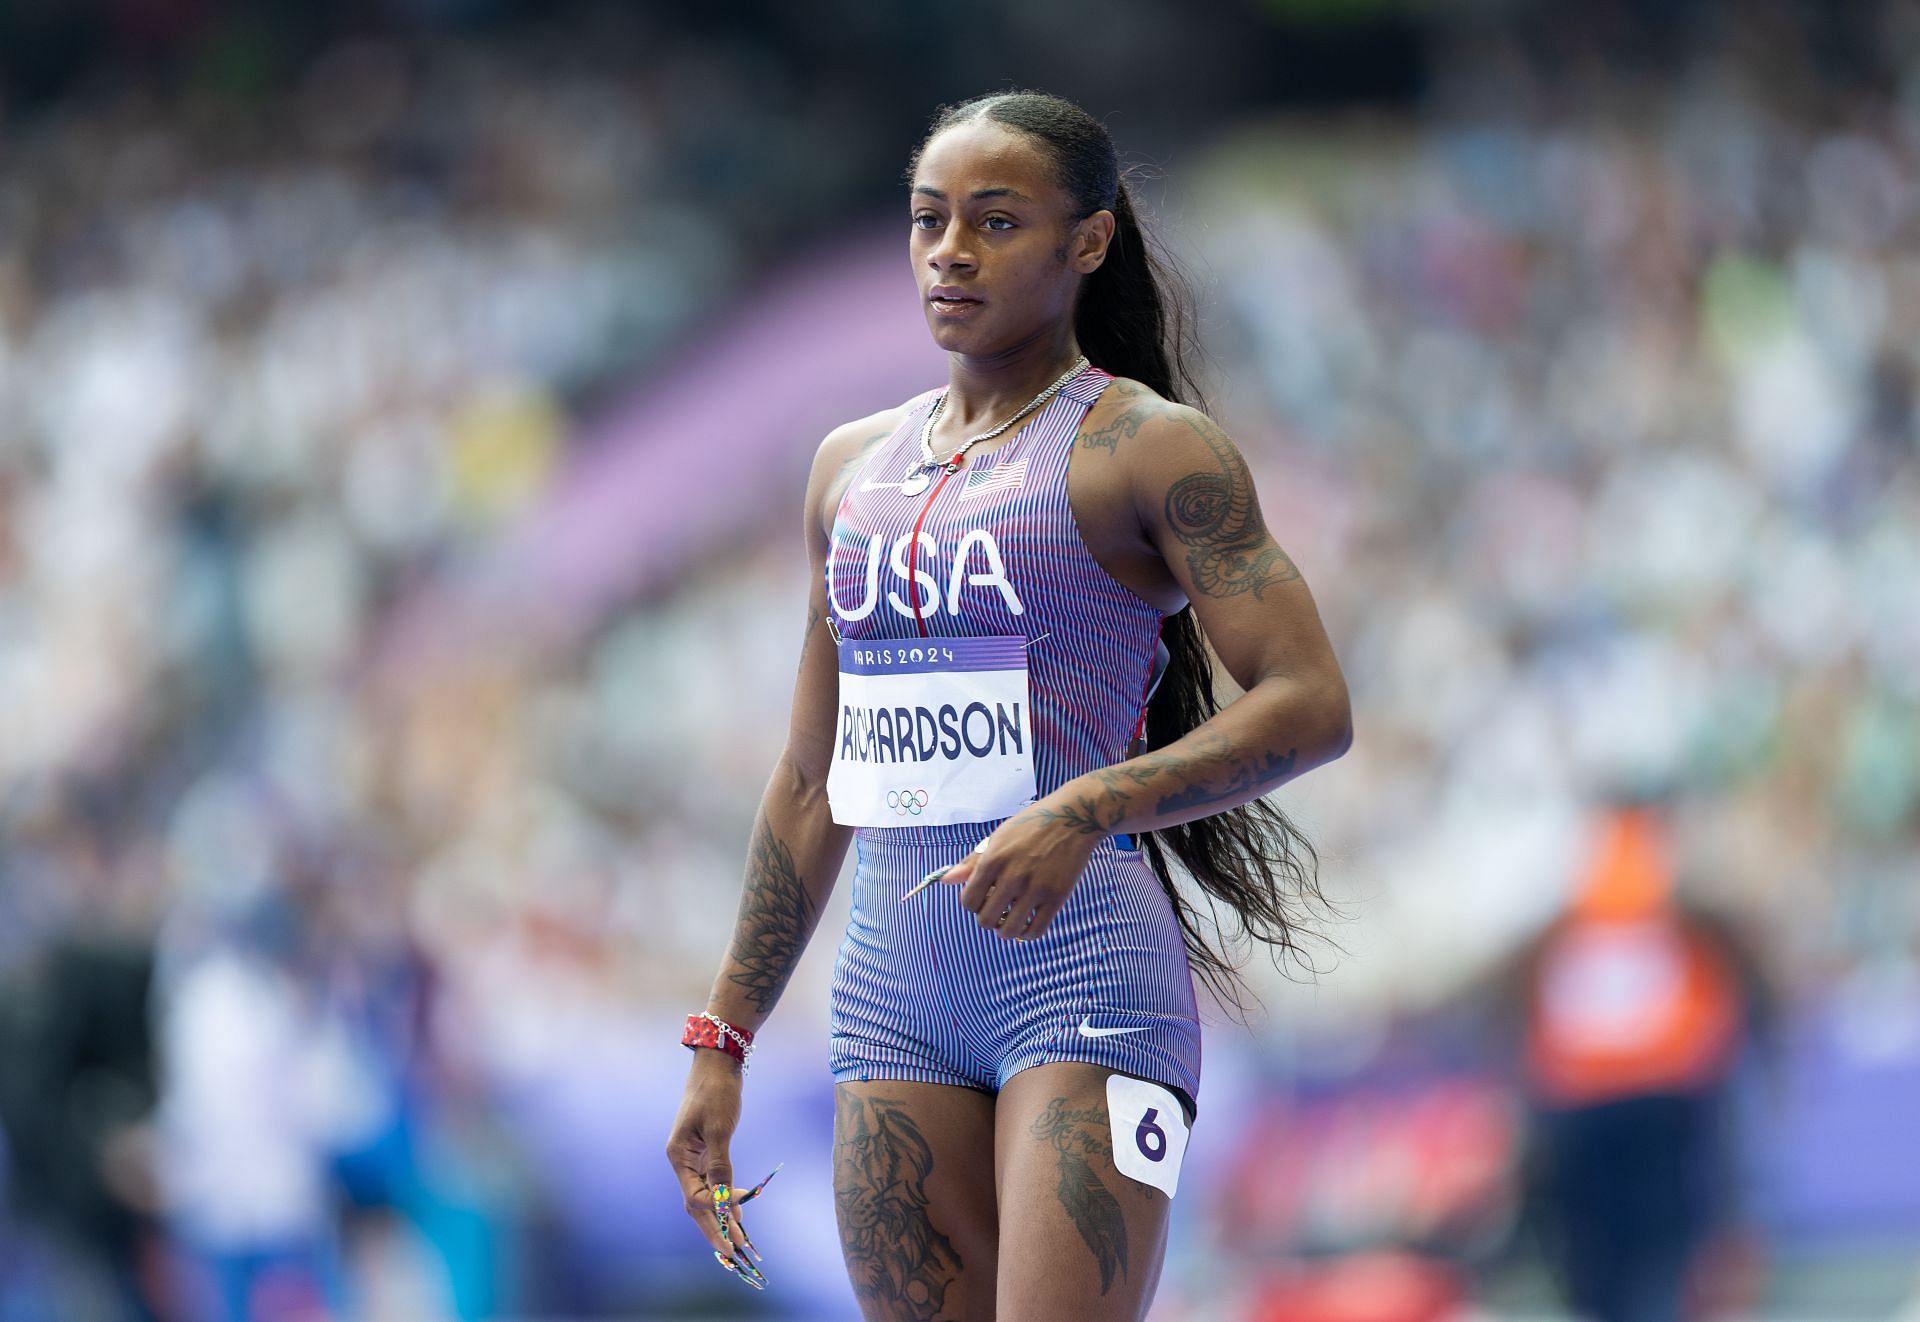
left=1078, top=1016, right=1151, bottom=1038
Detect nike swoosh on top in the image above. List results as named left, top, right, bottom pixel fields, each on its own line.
left=1077, top=1016, right=1151, bottom=1038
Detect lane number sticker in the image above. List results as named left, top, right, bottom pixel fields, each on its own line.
left=1106, top=1074, right=1190, bottom=1198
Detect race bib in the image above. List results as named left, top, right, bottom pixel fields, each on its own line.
left=826, top=635, right=1036, bottom=828
left=1107, top=1074, right=1189, bottom=1198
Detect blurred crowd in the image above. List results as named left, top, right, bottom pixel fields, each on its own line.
left=0, top=17, right=827, bottom=1319
left=1193, top=18, right=1920, bottom=1010
left=2, top=3, right=1919, bottom=1319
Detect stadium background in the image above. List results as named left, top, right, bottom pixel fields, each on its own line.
left=2, top=0, right=1918, bottom=1317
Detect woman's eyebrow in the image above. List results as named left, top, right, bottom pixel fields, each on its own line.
left=912, top=185, right=1034, bottom=203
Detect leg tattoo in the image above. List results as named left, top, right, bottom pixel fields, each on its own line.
left=1030, top=1097, right=1132, bottom=1295
left=835, top=1092, right=963, bottom=1319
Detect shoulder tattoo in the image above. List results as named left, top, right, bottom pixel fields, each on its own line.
left=1162, top=412, right=1300, bottom=600
left=1078, top=382, right=1159, bottom=455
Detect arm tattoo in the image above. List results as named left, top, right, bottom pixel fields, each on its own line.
left=1031, top=1097, right=1141, bottom=1295
left=723, top=812, right=816, bottom=1014
left=1155, top=746, right=1298, bottom=815
left=1078, top=391, right=1156, bottom=455
left=1163, top=412, right=1301, bottom=599
left=1030, top=755, right=1159, bottom=835
left=798, top=601, right=827, bottom=664
left=1039, top=732, right=1298, bottom=833
left=1029, top=793, right=1125, bottom=836
left=834, top=1093, right=963, bottom=1319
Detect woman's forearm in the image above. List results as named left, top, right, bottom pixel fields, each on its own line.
left=1030, top=674, right=1351, bottom=839
left=704, top=756, right=852, bottom=1032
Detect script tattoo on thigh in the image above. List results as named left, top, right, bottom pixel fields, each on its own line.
left=1030, top=1096, right=1137, bottom=1295
left=1164, top=412, right=1300, bottom=600
left=835, top=1092, right=963, bottom=1320
left=723, top=813, right=815, bottom=1014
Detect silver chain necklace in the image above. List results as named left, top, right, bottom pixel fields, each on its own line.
left=899, top=355, right=1090, bottom=496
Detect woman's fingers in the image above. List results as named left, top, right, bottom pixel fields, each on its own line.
left=996, top=891, right=1061, bottom=940
left=958, top=863, right=1009, bottom=918
left=668, top=1137, right=734, bottom=1259
left=1019, top=898, right=1061, bottom=940
left=982, top=881, right=1029, bottom=932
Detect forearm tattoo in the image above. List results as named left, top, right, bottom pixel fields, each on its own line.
left=1031, top=1096, right=1148, bottom=1295
left=1155, top=745, right=1298, bottom=815
left=1163, top=412, right=1300, bottom=600
left=1030, top=756, right=1159, bottom=836
left=1037, top=729, right=1297, bottom=834
left=723, top=813, right=816, bottom=1015
left=834, top=1093, right=963, bottom=1319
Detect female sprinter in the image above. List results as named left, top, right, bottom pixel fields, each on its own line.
left=666, top=89, right=1352, bottom=1321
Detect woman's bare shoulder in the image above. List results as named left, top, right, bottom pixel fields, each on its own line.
left=816, top=402, right=911, bottom=473
left=1100, top=374, right=1170, bottom=404
left=807, top=399, right=917, bottom=534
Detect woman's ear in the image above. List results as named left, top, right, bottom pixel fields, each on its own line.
left=1075, top=209, right=1117, bottom=275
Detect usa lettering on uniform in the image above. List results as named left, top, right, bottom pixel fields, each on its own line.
left=828, top=530, right=1024, bottom=622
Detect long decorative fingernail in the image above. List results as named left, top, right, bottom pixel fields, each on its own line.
left=901, top=867, right=950, bottom=901
left=737, top=1163, right=783, bottom=1205
left=713, top=1249, right=762, bottom=1290
left=713, top=1249, right=766, bottom=1289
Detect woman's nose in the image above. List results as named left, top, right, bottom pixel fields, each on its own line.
left=928, top=224, right=974, bottom=273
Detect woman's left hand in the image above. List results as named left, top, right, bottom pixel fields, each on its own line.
left=936, top=805, right=1103, bottom=941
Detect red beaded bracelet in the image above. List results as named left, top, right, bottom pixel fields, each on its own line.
left=683, top=1012, right=755, bottom=1072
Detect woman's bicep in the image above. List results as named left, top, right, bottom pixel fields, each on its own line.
left=781, top=425, right=860, bottom=785
left=784, top=566, right=842, bottom=785
left=1133, top=405, right=1343, bottom=696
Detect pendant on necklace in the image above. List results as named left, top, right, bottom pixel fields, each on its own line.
left=899, top=466, right=932, bottom=497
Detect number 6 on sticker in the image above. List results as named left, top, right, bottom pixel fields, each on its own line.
left=1106, top=1075, right=1189, bottom=1198
left=1135, top=1108, right=1167, bottom=1161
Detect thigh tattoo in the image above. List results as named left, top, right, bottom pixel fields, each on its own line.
left=834, top=1092, right=964, bottom=1320
left=1029, top=1096, right=1154, bottom=1296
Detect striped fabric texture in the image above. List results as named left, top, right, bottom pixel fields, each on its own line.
left=824, top=366, right=1203, bottom=1114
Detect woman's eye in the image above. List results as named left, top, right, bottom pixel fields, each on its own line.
left=911, top=213, right=1013, bottom=231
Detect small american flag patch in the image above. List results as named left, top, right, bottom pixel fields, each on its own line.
left=960, top=456, right=1028, bottom=500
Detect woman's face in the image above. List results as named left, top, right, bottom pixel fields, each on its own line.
left=910, top=120, right=1112, bottom=356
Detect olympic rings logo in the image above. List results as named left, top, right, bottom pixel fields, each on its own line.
left=886, top=788, right=930, bottom=817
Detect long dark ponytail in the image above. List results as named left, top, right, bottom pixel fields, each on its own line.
left=907, top=91, right=1336, bottom=1011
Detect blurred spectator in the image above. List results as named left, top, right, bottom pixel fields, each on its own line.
left=1510, top=807, right=1774, bottom=1322
left=0, top=802, right=163, bottom=1321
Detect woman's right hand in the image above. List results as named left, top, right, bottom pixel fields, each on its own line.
left=665, top=1047, right=759, bottom=1272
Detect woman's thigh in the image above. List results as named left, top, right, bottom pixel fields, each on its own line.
left=834, top=1080, right=999, bottom=1322
left=992, top=1062, right=1178, bottom=1322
